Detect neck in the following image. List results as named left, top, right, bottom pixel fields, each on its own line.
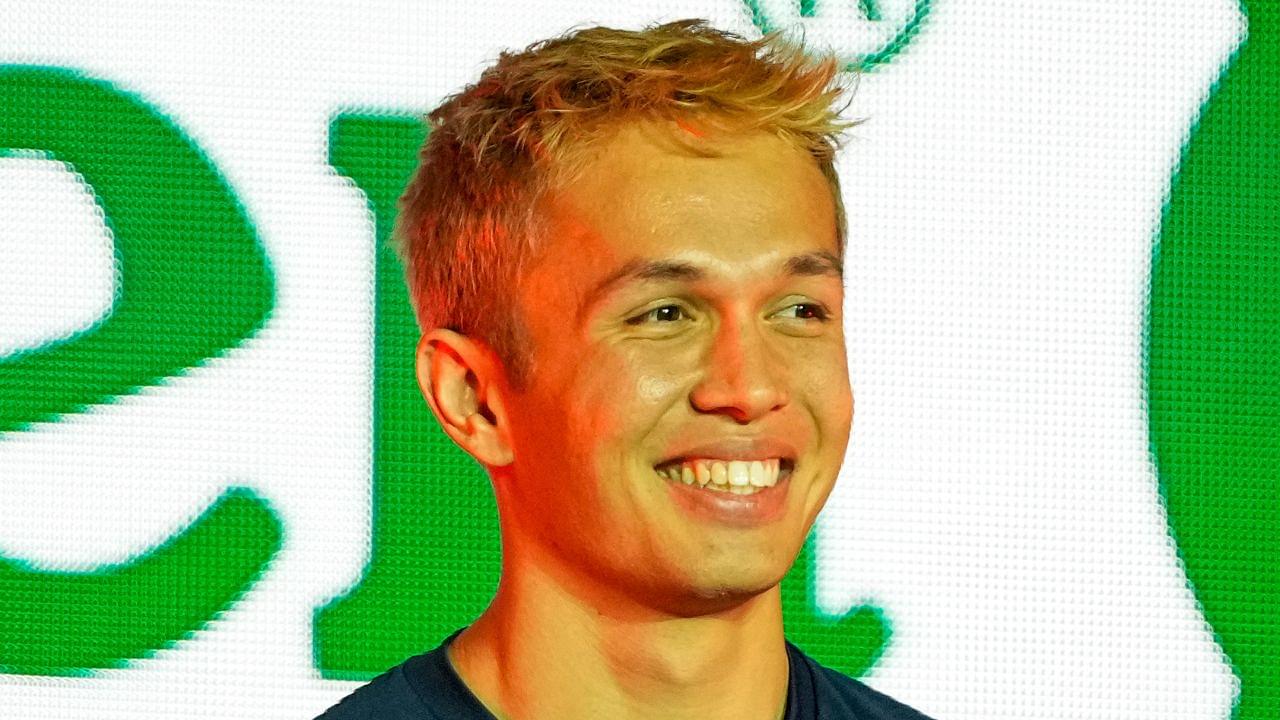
left=446, top=538, right=791, bottom=720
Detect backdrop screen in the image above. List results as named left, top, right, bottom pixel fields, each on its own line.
left=0, top=1, right=1275, bottom=718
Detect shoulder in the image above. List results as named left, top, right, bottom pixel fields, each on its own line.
left=313, top=657, right=427, bottom=720
left=789, top=643, right=936, bottom=720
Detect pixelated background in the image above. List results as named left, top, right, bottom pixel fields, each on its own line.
left=0, top=1, right=1274, bottom=718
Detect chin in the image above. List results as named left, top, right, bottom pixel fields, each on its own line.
left=688, top=567, right=786, bottom=604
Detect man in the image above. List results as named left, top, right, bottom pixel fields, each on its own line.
left=319, top=18, right=934, bottom=720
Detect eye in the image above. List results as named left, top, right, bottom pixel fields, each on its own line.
left=626, top=304, right=690, bottom=325
left=776, top=303, right=831, bottom=321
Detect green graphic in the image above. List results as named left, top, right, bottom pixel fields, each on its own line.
left=314, top=114, right=502, bottom=679
left=1148, top=1, right=1278, bottom=718
left=0, top=488, right=282, bottom=675
left=0, top=67, right=282, bottom=675
left=742, top=0, right=930, bottom=70
left=0, top=67, right=274, bottom=432
left=782, top=530, right=890, bottom=677
left=311, top=113, right=888, bottom=679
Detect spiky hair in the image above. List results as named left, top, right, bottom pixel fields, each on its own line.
left=395, top=18, right=854, bottom=389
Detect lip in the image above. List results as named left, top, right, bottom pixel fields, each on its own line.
left=660, top=463, right=793, bottom=528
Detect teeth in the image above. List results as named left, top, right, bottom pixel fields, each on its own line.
left=710, top=462, right=727, bottom=486
left=657, top=458, right=783, bottom=493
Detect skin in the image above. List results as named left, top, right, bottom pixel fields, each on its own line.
left=416, top=121, right=853, bottom=720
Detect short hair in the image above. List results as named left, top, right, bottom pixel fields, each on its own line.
left=394, top=18, right=854, bottom=390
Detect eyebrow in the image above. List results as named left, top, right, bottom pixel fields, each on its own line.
left=577, top=250, right=844, bottom=320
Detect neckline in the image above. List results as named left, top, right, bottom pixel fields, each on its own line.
left=418, top=627, right=808, bottom=720
left=406, top=627, right=498, bottom=718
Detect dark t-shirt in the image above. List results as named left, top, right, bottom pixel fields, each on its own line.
left=315, top=628, right=935, bottom=719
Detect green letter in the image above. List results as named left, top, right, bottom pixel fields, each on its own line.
left=1149, top=2, right=1278, bottom=716
left=313, top=115, right=501, bottom=679
left=0, top=66, right=281, bottom=675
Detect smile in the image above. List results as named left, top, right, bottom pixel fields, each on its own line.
left=654, top=458, right=793, bottom=495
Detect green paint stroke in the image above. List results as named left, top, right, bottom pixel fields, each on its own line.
left=0, top=66, right=274, bottom=433
left=314, top=114, right=501, bottom=679
left=782, top=529, right=889, bottom=677
left=0, top=487, right=282, bottom=675
left=743, top=0, right=929, bottom=70
left=1149, top=2, right=1278, bottom=718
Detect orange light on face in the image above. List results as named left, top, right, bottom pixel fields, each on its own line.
left=493, top=122, right=852, bottom=616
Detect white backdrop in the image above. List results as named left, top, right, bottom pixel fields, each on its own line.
left=0, top=1, right=1247, bottom=718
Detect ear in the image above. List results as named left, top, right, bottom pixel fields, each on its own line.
left=415, top=329, right=515, bottom=468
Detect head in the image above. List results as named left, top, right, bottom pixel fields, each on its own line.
left=401, top=19, right=856, bottom=616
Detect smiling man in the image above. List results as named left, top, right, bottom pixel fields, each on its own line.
left=318, top=19, right=933, bottom=720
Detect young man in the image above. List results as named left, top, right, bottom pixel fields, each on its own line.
left=319, top=19, right=933, bottom=720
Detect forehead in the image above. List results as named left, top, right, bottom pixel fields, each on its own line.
left=534, top=122, right=838, bottom=278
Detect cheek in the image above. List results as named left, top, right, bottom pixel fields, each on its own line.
left=796, top=341, right=853, bottom=424
left=619, top=344, right=700, bottom=423
left=636, top=373, right=683, bottom=405
left=563, top=346, right=694, bottom=455
left=554, top=350, right=639, bottom=440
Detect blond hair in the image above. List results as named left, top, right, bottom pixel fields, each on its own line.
left=394, top=18, right=854, bottom=389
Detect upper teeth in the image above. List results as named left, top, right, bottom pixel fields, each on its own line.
left=658, top=459, right=782, bottom=492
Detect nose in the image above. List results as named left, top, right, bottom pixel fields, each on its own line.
left=689, top=315, right=789, bottom=423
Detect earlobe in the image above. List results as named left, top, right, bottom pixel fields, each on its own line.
left=415, top=330, right=515, bottom=468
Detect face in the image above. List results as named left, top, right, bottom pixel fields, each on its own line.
left=496, top=122, right=853, bottom=616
